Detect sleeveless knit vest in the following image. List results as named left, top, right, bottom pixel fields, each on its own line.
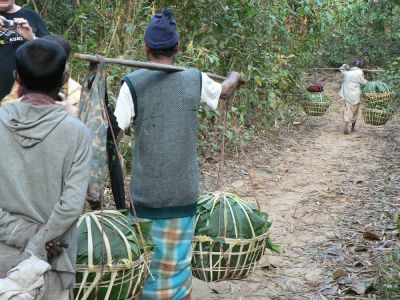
left=123, top=68, right=202, bottom=218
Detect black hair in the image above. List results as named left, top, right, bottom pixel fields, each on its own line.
left=148, top=43, right=178, bottom=59
left=15, top=39, right=66, bottom=93
left=353, top=58, right=365, bottom=68
left=41, top=34, right=71, bottom=60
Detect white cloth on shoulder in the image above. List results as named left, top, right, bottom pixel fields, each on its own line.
left=0, top=255, right=50, bottom=300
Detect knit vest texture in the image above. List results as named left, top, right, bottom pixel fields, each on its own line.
left=124, top=68, right=202, bottom=219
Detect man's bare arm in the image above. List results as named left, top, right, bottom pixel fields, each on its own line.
left=220, top=72, right=241, bottom=99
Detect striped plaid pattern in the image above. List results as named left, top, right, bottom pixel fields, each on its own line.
left=141, top=216, right=195, bottom=300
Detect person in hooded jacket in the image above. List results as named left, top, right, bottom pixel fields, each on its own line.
left=0, top=39, right=92, bottom=299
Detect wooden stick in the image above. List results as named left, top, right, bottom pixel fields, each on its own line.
left=74, top=53, right=245, bottom=84
left=311, top=67, right=383, bottom=73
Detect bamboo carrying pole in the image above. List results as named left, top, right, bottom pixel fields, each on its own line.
left=74, top=53, right=246, bottom=84
left=311, top=67, right=383, bottom=73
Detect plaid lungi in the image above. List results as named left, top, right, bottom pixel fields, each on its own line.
left=141, top=216, right=195, bottom=300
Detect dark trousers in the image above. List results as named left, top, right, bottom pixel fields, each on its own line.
left=107, top=140, right=126, bottom=209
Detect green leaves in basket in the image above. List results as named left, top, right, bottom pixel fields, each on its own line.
left=195, top=193, right=273, bottom=240
left=266, top=237, right=280, bottom=254
left=363, top=81, right=390, bottom=94
left=76, top=211, right=153, bottom=265
left=367, top=101, right=396, bottom=112
left=192, top=192, right=281, bottom=282
left=127, top=218, right=154, bottom=253
left=75, top=211, right=152, bottom=300
left=304, top=93, right=331, bottom=103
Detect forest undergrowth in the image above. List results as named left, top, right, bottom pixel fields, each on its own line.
left=21, top=0, right=400, bottom=297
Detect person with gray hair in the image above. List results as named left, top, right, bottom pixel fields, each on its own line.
left=339, top=59, right=367, bottom=134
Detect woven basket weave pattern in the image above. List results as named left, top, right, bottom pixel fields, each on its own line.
left=192, top=232, right=269, bottom=282
left=192, top=192, right=272, bottom=282
left=302, top=101, right=330, bottom=116
left=363, top=108, right=393, bottom=126
left=73, top=211, right=152, bottom=300
left=74, top=253, right=151, bottom=300
left=364, top=92, right=395, bottom=105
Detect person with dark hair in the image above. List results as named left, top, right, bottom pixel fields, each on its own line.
left=0, top=39, right=92, bottom=299
left=353, top=58, right=365, bottom=69
left=339, top=59, right=367, bottom=134
left=15, top=40, right=66, bottom=92
left=41, top=34, right=82, bottom=110
left=114, top=8, right=240, bottom=300
left=2, top=34, right=82, bottom=117
left=0, top=0, right=48, bottom=101
left=42, top=33, right=71, bottom=58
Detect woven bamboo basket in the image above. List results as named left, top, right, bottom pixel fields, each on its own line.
left=362, top=108, right=393, bottom=126
left=192, top=232, right=269, bottom=282
left=73, top=210, right=152, bottom=300
left=302, top=100, right=330, bottom=116
left=364, top=92, right=395, bottom=105
left=192, top=192, right=276, bottom=282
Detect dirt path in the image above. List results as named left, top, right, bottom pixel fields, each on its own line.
left=193, top=72, right=400, bottom=299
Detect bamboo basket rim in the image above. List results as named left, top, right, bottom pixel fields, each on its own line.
left=364, top=91, right=395, bottom=97
left=301, top=100, right=331, bottom=116
left=192, top=231, right=270, bottom=244
left=363, top=92, right=396, bottom=103
left=76, top=252, right=152, bottom=272
left=303, top=92, right=332, bottom=104
left=302, top=99, right=331, bottom=105
left=192, top=231, right=269, bottom=282
left=362, top=107, right=393, bottom=116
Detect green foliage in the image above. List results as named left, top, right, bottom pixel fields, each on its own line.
left=367, top=102, right=396, bottom=113
left=320, top=0, right=400, bottom=67
left=21, top=0, right=338, bottom=152
left=304, top=93, right=331, bottom=103
left=76, top=212, right=152, bottom=265
left=383, top=57, right=400, bottom=95
left=195, top=192, right=279, bottom=254
left=363, top=81, right=391, bottom=94
left=20, top=0, right=399, bottom=151
left=196, top=193, right=271, bottom=239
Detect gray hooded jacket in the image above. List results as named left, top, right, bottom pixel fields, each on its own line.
left=0, top=102, right=92, bottom=290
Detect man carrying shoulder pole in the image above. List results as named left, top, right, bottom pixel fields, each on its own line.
left=339, top=59, right=367, bottom=134
left=114, top=8, right=240, bottom=300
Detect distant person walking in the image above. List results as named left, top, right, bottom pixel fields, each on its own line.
left=339, top=59, right=367, bottom=134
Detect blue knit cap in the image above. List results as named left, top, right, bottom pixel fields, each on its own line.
left=144, top=8, right=180, bottom=49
